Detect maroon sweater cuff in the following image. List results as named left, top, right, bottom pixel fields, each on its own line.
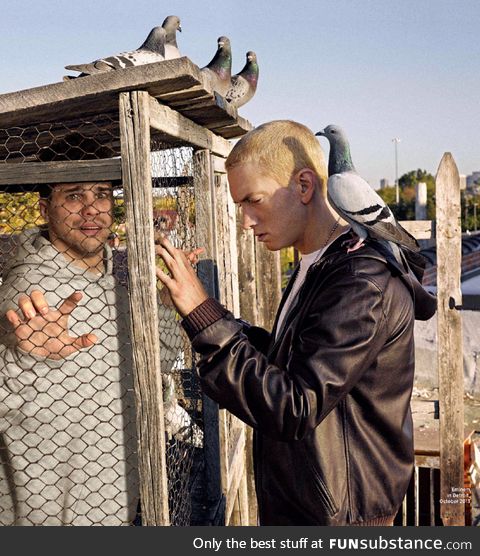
left=181, top=298, right=228, bottom=340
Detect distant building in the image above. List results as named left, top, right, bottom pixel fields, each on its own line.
left=379, top=178, right=390, bottom=189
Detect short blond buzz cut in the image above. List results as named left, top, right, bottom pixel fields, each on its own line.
left=225, top=120, right=328, bottom=195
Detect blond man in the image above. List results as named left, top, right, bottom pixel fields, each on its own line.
left=156, top=120, right=433, bottom=525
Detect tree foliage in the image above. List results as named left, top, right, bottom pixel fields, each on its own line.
left=0, top=192, right=44, bottom=235
left=376, top=169, right=436, bottom=221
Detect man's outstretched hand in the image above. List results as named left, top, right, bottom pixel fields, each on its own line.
left=5, top=290, right=97, bottom=360
left=155, top=236, right=208, bottom=317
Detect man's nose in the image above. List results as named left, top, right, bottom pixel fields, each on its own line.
left=80, top=194, right=101, bottom=216
left=241, top=209, right=257, bottom=230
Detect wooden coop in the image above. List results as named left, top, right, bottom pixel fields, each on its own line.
left=0, top=58, right=281, bottom=526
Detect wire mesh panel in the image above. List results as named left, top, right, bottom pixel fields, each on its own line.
left=0, top=117, right=140, bottom=525
left=149, top=136, right=204, bottom=526
left=0, top=118, right=202, bottom=525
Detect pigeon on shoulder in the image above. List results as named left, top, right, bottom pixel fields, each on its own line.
left=64, top=16, right=181, bottom=77
left=315, top=124, right=420, bottom=254
left=225, top=51, right=259, bottom=108
left=200, top=36, right=232, bottom=97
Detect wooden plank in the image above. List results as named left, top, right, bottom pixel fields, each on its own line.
left=435, top=152, right=464, bottom=526
left=225, top=427, right=246, bottom=524
left=235, top=203, right=259, bottom=526
left=119, top=90, right=169, bottom=526
left=399, top=219, right=434, bottom=240
left=148, top=96, right=232, bottom=158
left=255, top=243, right=282, bottom=330
left=0, top=158, right=121, bottom=186
left=193, top=150, right=223, bottom=516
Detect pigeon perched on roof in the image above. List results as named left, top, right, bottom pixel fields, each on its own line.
left=64, top=16, right=181, bottom=77
left=225, top=51, right=259, bottom=108
left=200, top=36, right=232, bottom=97
left=162, top=15, right=182, bottom=60
left=315, top=124, right=420, bottom=253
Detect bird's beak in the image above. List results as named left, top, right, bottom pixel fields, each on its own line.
left=315, top=130, right=325, bottom=137
left=178, top=25, right=182, bottom=32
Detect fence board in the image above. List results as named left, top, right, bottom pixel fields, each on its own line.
left=119, top=90, right=169, bottom=525
left=435, top=152, right=464, bottom=526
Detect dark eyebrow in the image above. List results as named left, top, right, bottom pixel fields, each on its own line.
left=59, top=184, right=112, bottom=194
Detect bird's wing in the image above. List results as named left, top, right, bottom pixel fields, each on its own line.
left=328, top=172, right=419, bottom=251
left=225, top=75, right=250, bottom=105
left=65, top=49, right=165, bottom=75
left=65, top=59, right=117, bottom=73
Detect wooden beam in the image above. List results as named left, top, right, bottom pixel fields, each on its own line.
left=0, top=158, right=121, bottom=186
left=399, top=219, right=434, bottom=240
left=119, top=90, right=170, bottom=526
left=148, top=96, right=232, bottom=158
left=435, top=152, right=464, bottom=526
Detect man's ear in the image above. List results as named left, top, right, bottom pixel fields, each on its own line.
left=296, top=169, right=316, bottom=204
left=38, top=199, right=49, bottom=221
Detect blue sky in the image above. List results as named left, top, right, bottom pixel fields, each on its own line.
left=1, top=0, right=478, bottom=187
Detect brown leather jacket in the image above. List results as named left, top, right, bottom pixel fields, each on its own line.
left=183, top=236, right=436, bottom=525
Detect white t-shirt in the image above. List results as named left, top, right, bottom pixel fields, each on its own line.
left=275, top=232, right=349, bottom=340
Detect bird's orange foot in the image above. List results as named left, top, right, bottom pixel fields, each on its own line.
left=342, top=236, right=366, bottom=253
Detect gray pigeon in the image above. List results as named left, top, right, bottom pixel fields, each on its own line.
left=315, top=125, right=420, bottom=253
left=162, top=372, right=203, bottom=448
left=162, top=15, right=182, bottom=60
left=64, top=16, right=181, bottom=77
left=225, top=51, right=259, bottom=108
left=201, top=36, right=232, bottom=97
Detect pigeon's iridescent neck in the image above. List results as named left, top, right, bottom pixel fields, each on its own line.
left=328, top=141, right=355, bottom=176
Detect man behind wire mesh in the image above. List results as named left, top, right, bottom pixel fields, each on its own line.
left=0, top=140, right=183, bottom=525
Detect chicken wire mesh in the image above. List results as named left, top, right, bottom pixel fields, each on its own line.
left=0, top=118, right=205, bottom=525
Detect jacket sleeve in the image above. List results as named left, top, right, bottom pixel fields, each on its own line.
left=190, top=271, right=389, bottom=441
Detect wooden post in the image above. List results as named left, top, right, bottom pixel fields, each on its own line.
left=436, top=152, right=464, bottom=526
left=236, top=206, right=259, bottom=525
left=119, top=91, right=170, bottom=526
left=193, top=149, right=224, bottom=522
left=255, top=243, right=282, bottom=330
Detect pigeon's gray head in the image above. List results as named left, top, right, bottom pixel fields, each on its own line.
left=162, top=15, right=182, bottom=35
left=246, top=51, right=257, bottom=63
left=217, top=36, right=231, bottom=50
left=315, top=125, right=346, bottom=142
left=315, top=125, right=355, bottom=175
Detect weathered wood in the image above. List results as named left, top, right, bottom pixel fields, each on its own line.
left=0, top=58, right=252, bottom=139
left=211, top=155, right=226, bottom=174
left=225, top=427, right=246, bottom=524
left=435, top=152, right=464, bottom=526
left=119, top=90, right=169, bottom=526
left=255, top=243, right=282, bottom=330
left=0, top=158, right=121, bottom=186
left=193, top=150, right=224, bottom=518
left=148, top=96, right=232, bottom=158
left=399, top=219, right=434, bottom=240
left=235, top=205, right=259, bottom=525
